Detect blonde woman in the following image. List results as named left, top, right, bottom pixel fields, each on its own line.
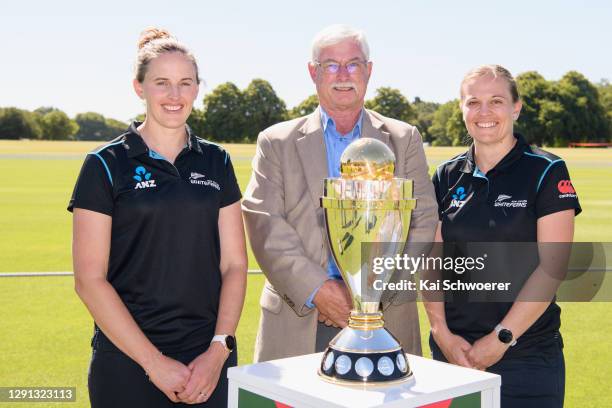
left=69, top=28, right=246, bottom=407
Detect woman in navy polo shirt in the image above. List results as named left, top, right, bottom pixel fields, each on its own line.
left=425, top=65, right=580, bottom=408
left=69, top=28, right=247, bottom=407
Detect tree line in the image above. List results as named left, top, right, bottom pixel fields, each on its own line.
left=1, top=71, right=611, bottom=146
left=0, top=108, right=128, bottom=142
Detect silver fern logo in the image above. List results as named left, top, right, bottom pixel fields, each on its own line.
left=494, top=194, right=527, bottom=208
left=190, top=172, right=205, bottom=180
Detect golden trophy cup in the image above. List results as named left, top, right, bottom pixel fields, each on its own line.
left=318, top=138, right=416, bottom=385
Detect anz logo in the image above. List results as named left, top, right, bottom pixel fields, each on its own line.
left=450, top=186, right=467, bottom=208
left=133, top=166, right=157, bottom=189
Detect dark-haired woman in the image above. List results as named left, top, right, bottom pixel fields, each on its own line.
left=69, top=28, right=247, bottom=407
left=425, top=65, right=581, bottom=408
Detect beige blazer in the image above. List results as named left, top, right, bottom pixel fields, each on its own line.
left=242, top=108, right=438, bottom=362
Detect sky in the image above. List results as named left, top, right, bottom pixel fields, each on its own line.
left=2, top=0, right=611, bottom=122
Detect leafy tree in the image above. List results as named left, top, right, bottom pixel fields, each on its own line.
left=538, top=99, right=566, bottom=146
left=202, top=82, right=246, bottom=142
left=187, top=108, right=206, bottom=137
left=429, top=100, right=465, bottom=146
left=365, top=87, right=414, bottom=122
left=34, top=106, right=60, bottom=116
left=40, top=110, right=79, bottom=140
left=412, top=97, right=440, bottom=143
left=75, top=112, right=109, bottom=141
left=74, top=112, right=127, bottom=141
left=597, top=79, right=612, bottom=138
left=132, top=113, right=146, bottom=123
left=555, top=71, right=609, bottom=145
left=515, top=71, right=554, bottom=145
left=0, top=107, right=41, bottom=139
left=288, top=94, right=319, bottom=119
left=105, top=118, right=128, bottom=136
left=243, top=79, right=287, bottom=142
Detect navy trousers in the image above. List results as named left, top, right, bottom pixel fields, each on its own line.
left=88, top=339, right=236, bottom=408
left=429, top=334, right=565, bottom=408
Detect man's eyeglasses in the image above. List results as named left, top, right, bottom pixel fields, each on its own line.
left=314, top=60, right=369, bottom=75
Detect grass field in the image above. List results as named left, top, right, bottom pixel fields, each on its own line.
left=1, top=140, right=611, bottom=407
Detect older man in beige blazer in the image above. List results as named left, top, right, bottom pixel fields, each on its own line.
left=242, top=25, right=438, bottom=363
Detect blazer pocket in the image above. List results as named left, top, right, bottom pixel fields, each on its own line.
left=260, top=285, right=283, bottom=314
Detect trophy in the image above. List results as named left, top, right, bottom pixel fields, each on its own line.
left=318, top=138, right=416, bottom=385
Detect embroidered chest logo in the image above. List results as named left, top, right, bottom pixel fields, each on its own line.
left=450, top=186, right=467, bottom=208
left=189, top=172, right=220, bottom=190
left=133, top=166, right=157, bottom=189
left=494, top=194, right=527, bottom=208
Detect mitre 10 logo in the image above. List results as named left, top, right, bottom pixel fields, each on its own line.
left=557, top=180, right=576, bottom=198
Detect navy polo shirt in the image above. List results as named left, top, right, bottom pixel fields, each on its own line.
left=432, top=134, right=581, bottom=357
left=68, top=122, right=242, bottom=353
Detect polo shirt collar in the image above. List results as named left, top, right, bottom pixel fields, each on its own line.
left=124, top=121, right=203, bottom=158
left=460, top=133, right=529, bottom=175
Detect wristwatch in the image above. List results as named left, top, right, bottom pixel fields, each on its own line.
left=494, top=324, right=517, bottom=346
left=211, top=334, right=236, bottom=352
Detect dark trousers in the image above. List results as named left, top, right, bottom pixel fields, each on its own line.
left=88, top=342, right=237, bottom=408
left=429, top=334, right=565, bottom=408
left=315, top=322, right=342, bottom=352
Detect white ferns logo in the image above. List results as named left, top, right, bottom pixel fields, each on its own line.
left=133, top=166, right=157, bottom=189
left=189, top=172, right=220, bottom=190
left=494, top=194, right=527, bottom=208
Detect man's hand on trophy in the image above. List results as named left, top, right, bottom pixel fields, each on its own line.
left=313, top=280, right=352, bottom=328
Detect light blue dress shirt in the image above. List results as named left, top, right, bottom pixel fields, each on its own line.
left=305, top=107, right=364, bottom=308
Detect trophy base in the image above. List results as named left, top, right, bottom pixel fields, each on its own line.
left=318, top=326, right=413, bottom=385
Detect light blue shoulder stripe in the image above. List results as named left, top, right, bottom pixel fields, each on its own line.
left=88, top=152, right=113, bottom=186
left=523, top=152, right=564, bottom=192
left=195, top=136, right=229, bottom=164
left=436, top=154, right=467, bottom=180
left=93, top=140, right=124, bottom=154
left=89, top=140, right=123, bottom=186
left=537, top=159, right=564, bottom=192
left=523, top=151, right=553, bottom=162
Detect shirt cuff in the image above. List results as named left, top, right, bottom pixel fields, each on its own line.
left=305, top=277, right=343, bottom=308
left=305, top=283, right=323, bottom=309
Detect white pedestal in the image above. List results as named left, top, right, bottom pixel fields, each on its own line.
left=228, top=353, right=500, bottom=408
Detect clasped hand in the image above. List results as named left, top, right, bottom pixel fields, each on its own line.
left=313, top=279, right=352, bottom=328
left=146, top=342, right=228, bottom=404
left=436, top=330, right=508, bottom=371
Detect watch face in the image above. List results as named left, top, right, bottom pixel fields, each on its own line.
left=225, top=335, right=236, bottom=351
left=498, top=329, right=513, bottom=344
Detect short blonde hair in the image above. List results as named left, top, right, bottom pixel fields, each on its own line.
left=460, top=64, right=519, bottom=102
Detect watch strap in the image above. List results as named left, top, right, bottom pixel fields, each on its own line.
left=211, top=334, right=235, bottom=352
left=212, top=335, right=230, bottom=351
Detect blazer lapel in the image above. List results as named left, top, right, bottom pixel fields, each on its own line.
left=295, top=108, right=328, bottom=207
left=362, top=110, right=390, bottom=146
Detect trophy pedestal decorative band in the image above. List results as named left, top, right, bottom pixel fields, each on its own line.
left=318, top=138, right=416, bottom=386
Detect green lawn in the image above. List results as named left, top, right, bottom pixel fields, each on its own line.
left=0, top=141, right=611, bottom=407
